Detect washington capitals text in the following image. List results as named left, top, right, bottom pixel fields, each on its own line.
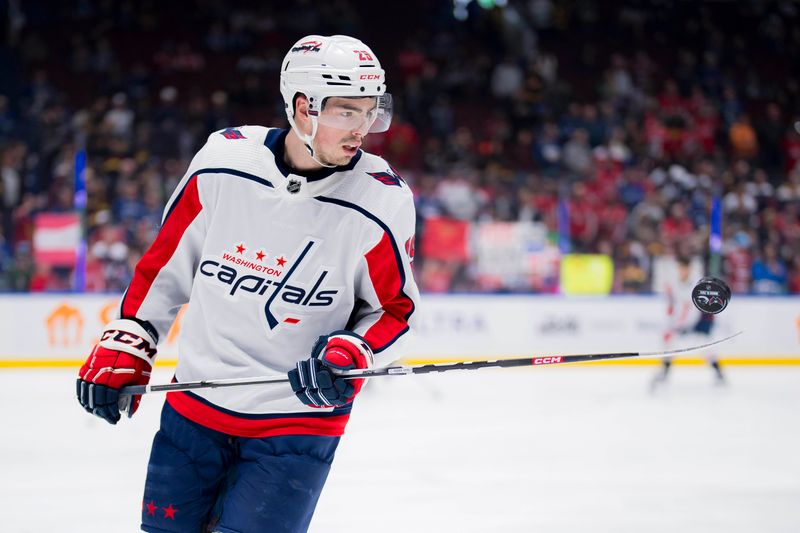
left=200, top=262, right=336, bottom=303
left=200, top=241, right=338, bottom=330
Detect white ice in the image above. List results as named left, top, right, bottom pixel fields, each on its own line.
left=2, top=366, right=799, bottom=533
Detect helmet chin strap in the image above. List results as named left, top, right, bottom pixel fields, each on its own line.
left=288, top=115, right=336, bottom=169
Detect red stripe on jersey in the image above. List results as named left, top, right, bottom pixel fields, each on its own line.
left=122, top=176, right=203, bottom=318
left=166, top=391, right=351, bottom=438
left=363, top=232, right=414, bottom=351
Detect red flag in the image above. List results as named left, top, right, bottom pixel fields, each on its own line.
left=33, top=213, right=80, bottom=266
left=421, top=217, right=470, bottom=262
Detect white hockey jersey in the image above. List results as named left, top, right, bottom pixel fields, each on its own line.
left=119, top=126, right=420, bottom=437
left=660, top=258, right=706, bottom=336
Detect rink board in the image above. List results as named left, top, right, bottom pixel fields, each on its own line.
left=0, top=294, right=797, bottom=365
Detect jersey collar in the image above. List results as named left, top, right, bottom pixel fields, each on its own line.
left=264, top=128, right=362, bottom=182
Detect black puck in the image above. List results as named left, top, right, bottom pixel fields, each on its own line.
left=691, top=276, right=731, bottom=314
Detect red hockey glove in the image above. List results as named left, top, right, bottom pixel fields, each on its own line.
left=77, top=319, right=157, bottom=424
left=288, top=331, right=374, bottom=407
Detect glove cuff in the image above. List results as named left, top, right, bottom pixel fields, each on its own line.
left=99, top=319, right=158, bottom=366
left=326, top=331, right=374, bottom=370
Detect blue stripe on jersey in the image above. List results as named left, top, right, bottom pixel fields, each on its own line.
left=313, top=195, right=415, bottom=353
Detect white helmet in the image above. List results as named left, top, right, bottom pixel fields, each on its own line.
left=280, top=35, right=393, bottom=159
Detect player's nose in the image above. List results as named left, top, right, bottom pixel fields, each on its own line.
left=350, top=124, right=368, bottom=138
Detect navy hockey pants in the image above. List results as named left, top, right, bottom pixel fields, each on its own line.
left=141, top=402, right=339, bottom=533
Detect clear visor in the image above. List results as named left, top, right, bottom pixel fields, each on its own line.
left=313, top=93, right=393, bottom=134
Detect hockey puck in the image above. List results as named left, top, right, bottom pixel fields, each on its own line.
left=691, top=276, right=731, bottom=314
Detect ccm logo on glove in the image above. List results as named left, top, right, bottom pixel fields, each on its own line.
left=99, top=328, right=157, bottom=362
left=77, top=319, right=157, bottom=425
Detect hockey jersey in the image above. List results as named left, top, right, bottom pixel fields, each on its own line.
left=661, top=259, right=709, bottom=337
left=119, top=126, right=420, bottom=437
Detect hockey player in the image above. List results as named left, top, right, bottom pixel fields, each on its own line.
left=76, top=35, right=419, bottom=533
left=651, top=256, right=725, bottom=389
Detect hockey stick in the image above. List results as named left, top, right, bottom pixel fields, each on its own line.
left=119, top=331, right=743, bottom=397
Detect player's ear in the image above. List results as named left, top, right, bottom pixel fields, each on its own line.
left=293, top=94, right=312, bottom=135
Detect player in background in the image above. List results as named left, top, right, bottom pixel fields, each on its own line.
left=651, top=255, right=725, bottom=389
left=76, top=35, right=420, bottom=533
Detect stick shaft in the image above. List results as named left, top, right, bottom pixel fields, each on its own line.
left=120, top=331, right=741, bottom=397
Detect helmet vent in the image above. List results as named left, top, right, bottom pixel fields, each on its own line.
left=326, top=82, right=350, bottom=86
left=359, top=64, right=375, bottom=68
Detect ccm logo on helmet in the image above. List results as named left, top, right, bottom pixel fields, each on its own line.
left=360, top=74, right=381, bottom=80
left=533, top=356, right=562, bottom=365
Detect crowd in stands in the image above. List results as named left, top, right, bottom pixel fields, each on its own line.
left=1, top=0, right=799, bottom=294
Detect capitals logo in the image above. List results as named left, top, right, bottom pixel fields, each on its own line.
left=220, top=128, right=246, bottom=140
left=199, top=240, right=340, bottom=333
left=367, top=167, right=405, bottom=187
left=291, top=40, right=322, bottom=54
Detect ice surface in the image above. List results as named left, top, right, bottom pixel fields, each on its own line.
left=2, top=366, right=798, bottom=533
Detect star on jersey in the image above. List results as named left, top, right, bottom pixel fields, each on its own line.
left=276, top=256, right=287, bottom=267
left=256, top=250, right=265, bottom=261
left=235, top=244, right=246, bottom=254
left=163, top=504, right=178, bottom=520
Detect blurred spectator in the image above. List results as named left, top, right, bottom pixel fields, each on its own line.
left=757, top=103, right=785, bottom=172
left=729, top=114, right=759, bottom=160
left=491, top=56, right=524, bottom=100
left=103, top=93, right=135, bottom=139
left=783, top=125, right=800, bottom=175
left=436, top=169, right=485, bottom=221
left=720, top=86, right=743, bottom=129
left=562, top=129, right=593, bottom=177
left=751, top=243, right=788, bottom=295
left=533, top=122, right=562, bottom=175
left=789, top=257, right=800, bottom=294
left=748, top=169, right=775, bottom=209
left=112, top=179, right=145, bottom=226
left=0, top=96, right=15, bottom=140
left=724, top=231, right=753, bottom=294
left=723, top=182, right=758, bottom=222
left=4, top=243, right=34, bottom=292
left=1, top=142, right=25, bottom=211
left=661, top=203, right=695, bottom=251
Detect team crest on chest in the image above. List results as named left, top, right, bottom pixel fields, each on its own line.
left=198, top=239, right=342, bottom=335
